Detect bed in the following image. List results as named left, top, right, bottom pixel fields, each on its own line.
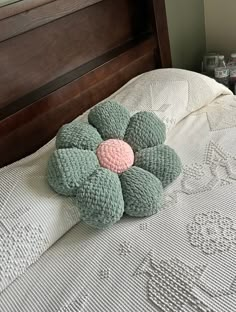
left=1, top=1, right=236, bottom=312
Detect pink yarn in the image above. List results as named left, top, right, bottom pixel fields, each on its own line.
left=96, top=139, right=134, bottom=173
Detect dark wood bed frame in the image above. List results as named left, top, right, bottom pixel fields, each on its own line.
left=0, top=0, right=171, bottom=168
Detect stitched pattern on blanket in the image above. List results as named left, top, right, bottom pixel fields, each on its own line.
left=139, top=222, right=149, bottom=231
left=135, top=251, right=216, bottom=312
left=59, top=294, right=88, bottom=312
left=187, top=211, right=236, bottom=255
left=99, top=269, right=110, bottom=280
left=0, top=222, right=48, bottom=291
left=191, top=95, right=236, bottom=131
left=118, top=241, right=132, bottom=256
left=164, top=141, right=236, bottom=208
left=207, top=109, right=236, bottom=131
left=157, top=103, right=172, bottom=113
left=110, top=79, right=189, bottom=132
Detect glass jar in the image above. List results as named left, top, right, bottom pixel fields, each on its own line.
left=228, top=53, right=236, bottom=85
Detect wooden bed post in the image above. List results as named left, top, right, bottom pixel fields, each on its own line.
left=149, top=0, right=172, bottom=68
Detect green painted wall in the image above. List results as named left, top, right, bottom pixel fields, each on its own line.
left=165, top=0, right=206, bottom=71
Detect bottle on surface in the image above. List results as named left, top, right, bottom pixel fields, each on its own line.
left=214, top=55, right=229, bottom=87
left=227, top=53, right=236, bottom=86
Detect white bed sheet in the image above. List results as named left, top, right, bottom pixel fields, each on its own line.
left=1, top=68, right=231, bottom=295
left=1, top=91, right=236, bottom=312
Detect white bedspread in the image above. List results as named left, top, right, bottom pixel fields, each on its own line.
left=1, top=70, right=236, bottom=312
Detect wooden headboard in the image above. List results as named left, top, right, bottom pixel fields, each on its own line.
left=0, top=0, right=171, bottom=167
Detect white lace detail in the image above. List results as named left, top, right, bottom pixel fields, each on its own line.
left=187, top=211, right=236, bottom=255
left=59, top=295, right=88, bottom=312
left=135, top=251, right=216, bottom=312
left=0, top=221, right=48, bottom=291
left=164, top=141, right=236, bottom=208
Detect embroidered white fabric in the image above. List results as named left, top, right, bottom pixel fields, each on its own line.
left=0, top=69, right=236, bottom=312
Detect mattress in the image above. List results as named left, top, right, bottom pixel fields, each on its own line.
left=1, top=69, right=236, bottom=312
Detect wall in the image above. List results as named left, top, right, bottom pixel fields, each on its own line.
left=165, top=0, right=206, bottom=71
left=204, top=0, right=236, bottom=58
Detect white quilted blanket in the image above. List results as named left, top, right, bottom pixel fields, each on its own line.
left=1, top=69, right=236, bottom=312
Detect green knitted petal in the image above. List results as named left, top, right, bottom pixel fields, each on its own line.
left=47, top=148, right=99, bottom=196
left=56, top=121, right=103, bottom=151
left=135, top=145, right=182, bottom=188
left=76, top=168, right=124, bottom=229
left=120, top=166, right=163, bottom=217
left=88, top=101, right=130, bottom=140
left=124, top=112, right=166, bottom=152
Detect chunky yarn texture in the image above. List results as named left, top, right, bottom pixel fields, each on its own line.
left=47, top=101, right=182, bottom=229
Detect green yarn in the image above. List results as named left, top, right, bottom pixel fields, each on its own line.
left=135, top=145, right=182, bottom=188
left=76, top=168, right=124, bottom=229
left=124, top=112, right=166, bottom=152
left=120, top=166, right=163, bottom=217
left=88, top=100, right=130, bottom=140
left=56, top=121, right=103, bottom=152
left=47, top=148, right=99, bottom=196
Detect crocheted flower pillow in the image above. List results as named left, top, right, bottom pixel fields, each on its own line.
left=47, top=101, right=182, bottom=229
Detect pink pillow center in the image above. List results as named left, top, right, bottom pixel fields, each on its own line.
left=96, top=139, right=134, bottom=173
